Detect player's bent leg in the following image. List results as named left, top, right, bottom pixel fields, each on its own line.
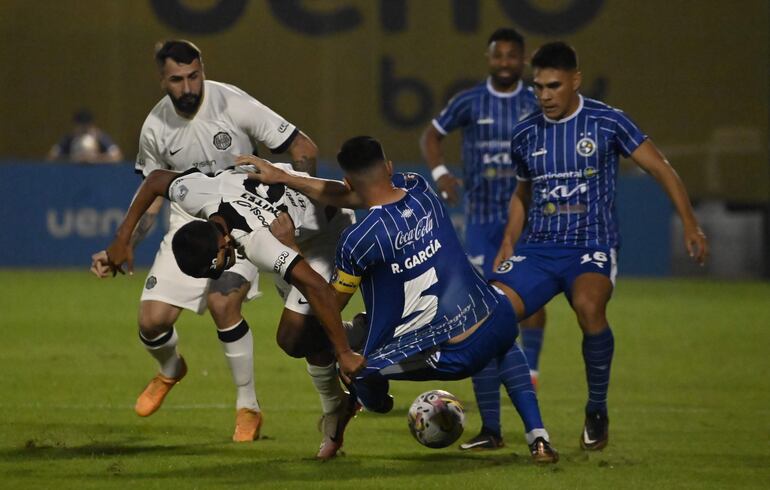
left=519, top=308, right=546, bottom=390
left=135, top=300, right=186, bottom=417
left=208, top=274, right=262, bottom=441
left=449, top=295, right=557, bottom=462
left=464, top=360, right=505, bottom=450
left=496, top=342, right=557, bottom=463
left=460, top=282, right=525, bottom=451
left=274, top=306, right=357, bottom=459
left=570, top=273, right=614, bottom=451
left=275, top=309, right=332, bottom=358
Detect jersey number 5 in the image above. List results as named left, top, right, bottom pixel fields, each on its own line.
left=394, top=267, right=438, bottom=337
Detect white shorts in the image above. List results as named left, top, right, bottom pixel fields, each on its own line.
left=274, top=209, right=354, bottom=315
left=141, top=213, right=260, bottom=315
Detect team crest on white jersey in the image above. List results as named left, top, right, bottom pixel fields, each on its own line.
left=577, top=137, right=597, bottom=157
left=213, top=131, right=232, bottom=150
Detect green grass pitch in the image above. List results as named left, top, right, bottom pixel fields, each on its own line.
left=0, top=270, right=768, bottom=489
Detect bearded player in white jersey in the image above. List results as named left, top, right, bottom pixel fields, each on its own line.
left=90, top=41, right=349, bottom=449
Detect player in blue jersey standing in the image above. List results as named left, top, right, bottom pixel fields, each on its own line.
left=237, top=137, right=559, bottom=463
left=420, top=28, right=548, bottom=450
left=489, top=42, right=708, bottom=450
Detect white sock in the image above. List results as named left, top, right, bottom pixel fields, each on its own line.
left=218, top=319, right=260, bottom=411
left=525, top=428, right=550, bottom=445
left=307, top=361, right=345, bottom=414
left=140, top=327, right=183, bottom=379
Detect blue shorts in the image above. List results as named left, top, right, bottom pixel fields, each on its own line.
left=465, top=221, right=506, bottom=278
left=489, top=244, right=617, bottom=318
left=352, top=292, right=518, bottom=412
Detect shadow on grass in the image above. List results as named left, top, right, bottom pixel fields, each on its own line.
left=75, top=450, right=538, bottom=484
left=0, top=439, right=225, bottom=461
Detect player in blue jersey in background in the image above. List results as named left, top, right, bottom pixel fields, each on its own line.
left=237, top=137, right=558, bottom=462
left=488, top=42, right=709, bottom=450
left=420, top=28, right=548, bottom=450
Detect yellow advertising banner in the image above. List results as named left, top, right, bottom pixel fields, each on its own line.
left=0, top=0, right=767, bottom=201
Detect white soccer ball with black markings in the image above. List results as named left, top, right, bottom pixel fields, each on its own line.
left=407, top=390, right=465, bottom=448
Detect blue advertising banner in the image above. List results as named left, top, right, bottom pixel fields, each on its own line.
left=0, top=163, right=165, bottom=267
left=0, top=162, right=670, bottom=275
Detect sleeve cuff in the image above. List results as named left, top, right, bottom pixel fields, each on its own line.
left=432, top=119, right=448, bottom=136
left=271, top=128, right=299, bottom=154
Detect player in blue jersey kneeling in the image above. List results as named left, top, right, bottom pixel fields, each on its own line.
left=237, top=137, right=558, bottom=463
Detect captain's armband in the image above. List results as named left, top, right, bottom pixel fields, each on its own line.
left=331, top=268, right=361, bottom=294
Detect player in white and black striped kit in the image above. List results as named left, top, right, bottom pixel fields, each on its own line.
left=90, top=40, right=347, bottom=446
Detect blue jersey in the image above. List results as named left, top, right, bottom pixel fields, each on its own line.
left=511, top=96, right=647, bottom=248
left=433, top=78, right=539, bottom=225
left=332, top=173, right=499, bottom=376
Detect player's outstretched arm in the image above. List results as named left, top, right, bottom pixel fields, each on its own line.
left=630, top=139, right=708, bottom=265
left=236, top=155, right=365, bottom=209
left=105, top=169, right=179, bottom=276
left=493, top=181, right=531, bottom=269
left=288, top=261, right=366, bottom=378
left=419, top=124, right=461, bottom=205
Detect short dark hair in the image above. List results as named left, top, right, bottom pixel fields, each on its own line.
left=172, top=220, right=219, bottom=278
left=531, top=42, right=578, bottom=71
left=155, top=40, right=202, bottom=69
left=336, top=136, right=386, bottom=173
left=487, top=28, right=525, bottom=49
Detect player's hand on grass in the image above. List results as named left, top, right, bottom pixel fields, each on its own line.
left=105, top=240, right=134, bottom=277
left=436, top=174, right=461, bottom=206
left=270, top=212, right=298, bottom=251
left=235, top=155, right=286, bottom=184
left=90, top=250, right=112, bottom=278
left=684, top=225, right=708, bottom=266
left=337, top=350, right=366, bottom=381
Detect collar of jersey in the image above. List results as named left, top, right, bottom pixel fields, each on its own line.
left=369, top=188, right=408, bottom=210
left=486, top=78, right=523, bottom=98
left=543, top=94, right=584, bottom=124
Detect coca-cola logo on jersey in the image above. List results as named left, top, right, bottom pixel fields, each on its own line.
left=394, top=213, right=433, bottom=250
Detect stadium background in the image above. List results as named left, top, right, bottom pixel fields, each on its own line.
left=0, top=0, right=767, bottom=277
left=0, top=2, right=768, bottom=489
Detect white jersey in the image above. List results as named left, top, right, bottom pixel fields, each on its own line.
left=166, top=164, right=354, bottom=278
left=136, top=80, right=297, bottom=176
left=135, top=80, right=298, bottom=230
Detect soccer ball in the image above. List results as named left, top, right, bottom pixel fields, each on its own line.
left=407, top=390, right=465, bottom=448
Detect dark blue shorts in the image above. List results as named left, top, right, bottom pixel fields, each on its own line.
left=352, top=292, right=518, bottom=411
left=488, top=244, right=617, bottom=318
left=464, top=221, right=506, bottom=278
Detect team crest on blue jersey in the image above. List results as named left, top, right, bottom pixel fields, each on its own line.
left=583, top=166, right=598, bottom=178
left=577, top=137, right=597, bottom=157
left=495, top=260, right=513, bottom=273
left=213, top=131, right=232, bottom=150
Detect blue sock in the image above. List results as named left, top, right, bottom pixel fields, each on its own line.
left=471, top=358, right=501, bottom=436
left=519, top=326, right=545, bottom=372
left=499, top=341, right=544, bottom=432
left=583, top=326, right=614, bottom=415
